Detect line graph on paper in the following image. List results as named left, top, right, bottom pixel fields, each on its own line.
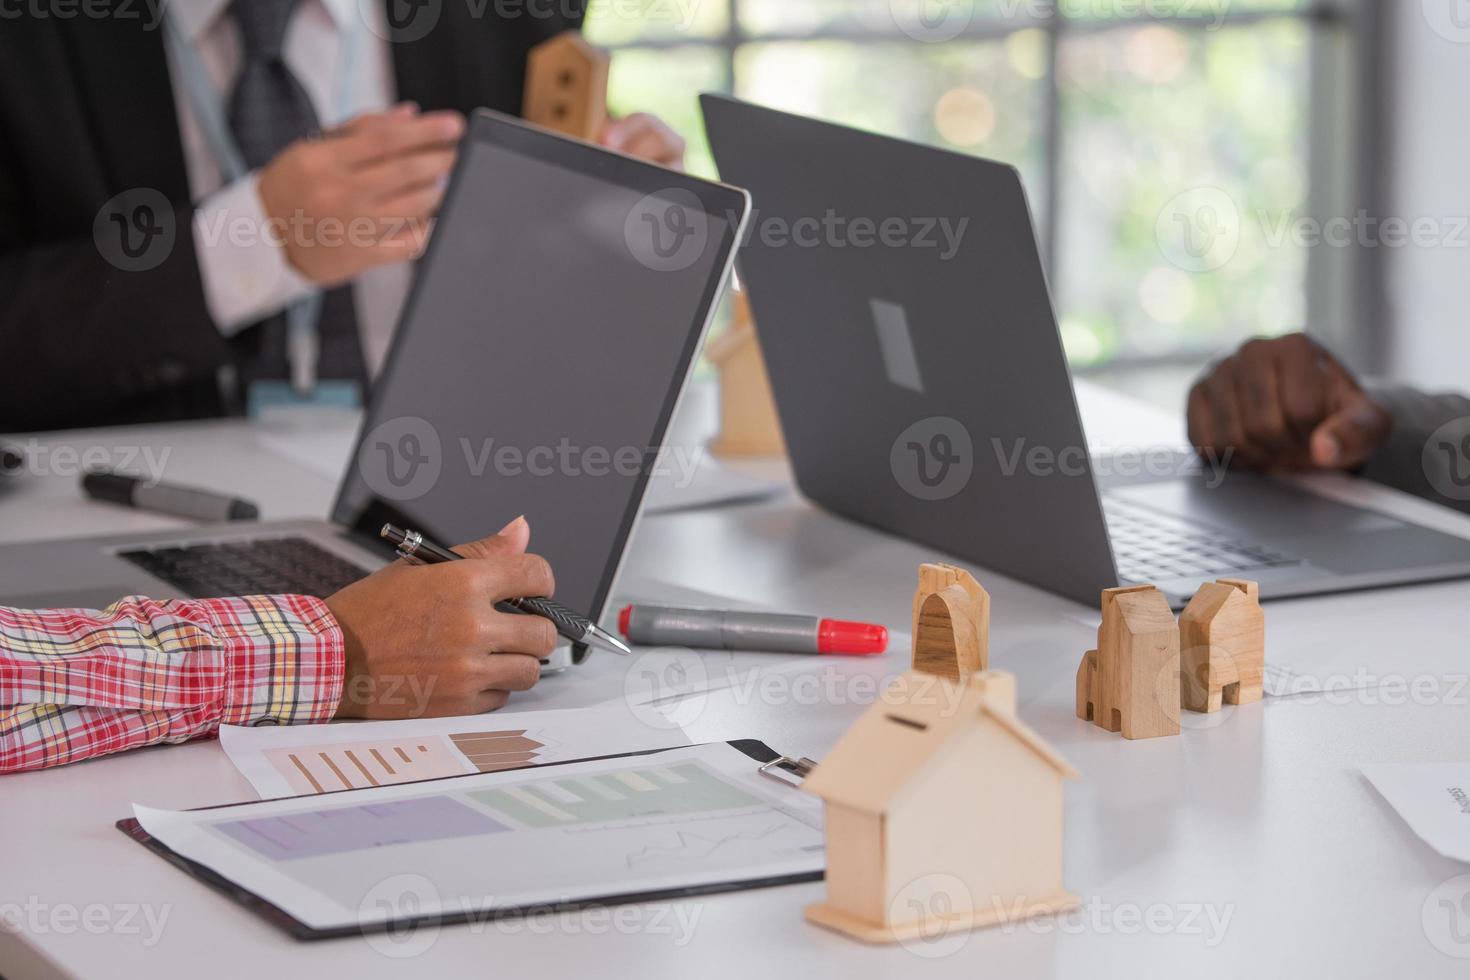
left=623, top=820, right=792, bottom=869
left=464, top=759, right=826, bottom=874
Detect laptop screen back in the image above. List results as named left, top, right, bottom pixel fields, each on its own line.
left=333, top=111, right=746, bottom=620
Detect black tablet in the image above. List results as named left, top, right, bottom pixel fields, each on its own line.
left=332, top=109, right=750, bottom=654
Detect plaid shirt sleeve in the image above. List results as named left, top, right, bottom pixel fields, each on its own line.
left=0, top=595, right=345, bottom=774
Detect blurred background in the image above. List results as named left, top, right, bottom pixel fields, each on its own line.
left=585, top=0, right=1467, bottom=406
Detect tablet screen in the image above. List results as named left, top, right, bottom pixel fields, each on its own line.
left=333, top=112, right=746, bottom=623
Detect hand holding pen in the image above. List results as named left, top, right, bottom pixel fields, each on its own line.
left=381, top=521, right=631, bottom=656
left=326, top=519, right=561, bottom=718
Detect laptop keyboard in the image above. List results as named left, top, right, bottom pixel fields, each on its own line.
left=118, top=537, right=371, bottom=600
left=1104, top=498, right=1304, bottom=584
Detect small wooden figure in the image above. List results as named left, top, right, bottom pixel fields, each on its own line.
left=910, top=563, right=989, bottom=681
left=523, top=32, right=610, bottom=141
left=802, top=670, right=1080, bottom=944
left=1075, top=585, right=1180, bottom=739
left=1179, top=579, right=1265, bottom=713
left=707, top=289, right=787, bottom=457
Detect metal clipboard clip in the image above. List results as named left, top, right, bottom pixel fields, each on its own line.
left=759, top=755, right=818, bottom=789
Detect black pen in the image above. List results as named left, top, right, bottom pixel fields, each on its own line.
left=379, top=524, right=631, bottom=656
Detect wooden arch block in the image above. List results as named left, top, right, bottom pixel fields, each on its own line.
left=911, top=564, right=989, bottom=681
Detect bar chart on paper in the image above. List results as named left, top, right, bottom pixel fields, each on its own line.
left=262, top=730, right=545, bottom=794
left=219, top=706, right=690, bottom=799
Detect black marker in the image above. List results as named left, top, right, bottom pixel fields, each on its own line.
left=83, top=469, right=259, bottom=522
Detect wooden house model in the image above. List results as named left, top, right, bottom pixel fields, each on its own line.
left=523, top=32, right=610, bottom=141
left=1179, top=578, right=1265, bottom=713
left=1076, top=585, right=1180, bottom=739
left=802, top=670, right=1079, bottom=943
left=707, top=290, right=787, bottom=457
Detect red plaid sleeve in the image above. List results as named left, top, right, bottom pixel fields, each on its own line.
left=0, top=595, right=344, bottom=773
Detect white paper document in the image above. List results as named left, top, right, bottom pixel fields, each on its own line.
left=220, top=706, right=689, bottom=799
left=1362, top=763, right=1470, bottom=863
left=134, top=742, right=825, bottom=932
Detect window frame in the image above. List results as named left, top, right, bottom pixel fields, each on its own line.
left=590, top=0, right=1382, bottom=375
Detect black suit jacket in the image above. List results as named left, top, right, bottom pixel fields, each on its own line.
left=0, top=2, right=584, bottom=432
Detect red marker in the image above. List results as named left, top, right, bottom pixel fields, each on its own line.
left=618, top=604, right=888, bottom=656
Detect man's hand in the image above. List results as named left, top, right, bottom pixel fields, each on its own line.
left=1187, top=333, right=1392, bottom=471
left=598, top=112, right=686, bottom=169
left=257, top=103, right=465, bottom=287
left=326, top=517, right=557, bottom=719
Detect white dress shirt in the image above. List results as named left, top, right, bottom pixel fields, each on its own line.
left=166, top=0, right=411, bottom=378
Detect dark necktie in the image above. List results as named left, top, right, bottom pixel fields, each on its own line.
left=226, top=0, right=368, bottom=397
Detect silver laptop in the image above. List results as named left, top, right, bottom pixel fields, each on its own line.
left=0, top=110, right=750, bottom=661
left=701, top=94, right=1470, bottom=607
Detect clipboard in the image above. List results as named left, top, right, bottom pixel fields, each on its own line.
left=117, top=740, right=822, bottom=941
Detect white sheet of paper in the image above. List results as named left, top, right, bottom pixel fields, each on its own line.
left=1362, top=763, right=1470, bottom=863
left=134, top=742, right=824, bottom=932
left=640, top=454, right=784, bottom=514
left=220, top=706, right=689, bottom=799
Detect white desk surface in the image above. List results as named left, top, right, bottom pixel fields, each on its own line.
left=4, top=382, right=1470, bottom=979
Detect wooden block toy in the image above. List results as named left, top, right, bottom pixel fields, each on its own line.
left=522, top=32, right=610, bottom=141
left=708, top=289, right=787, bottom=457
left=802, top=670, right=1080, bottom=944
left=1075, top=585, right=1180, bottom=739
left=910, top=563, right=989, bottom=681
left=1179, top=579, right=1264, bottom=713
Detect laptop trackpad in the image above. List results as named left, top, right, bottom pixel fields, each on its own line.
left=1111, top=474, right=1406, bottom=537
left=1113, top=476, right=1470, bottom=574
